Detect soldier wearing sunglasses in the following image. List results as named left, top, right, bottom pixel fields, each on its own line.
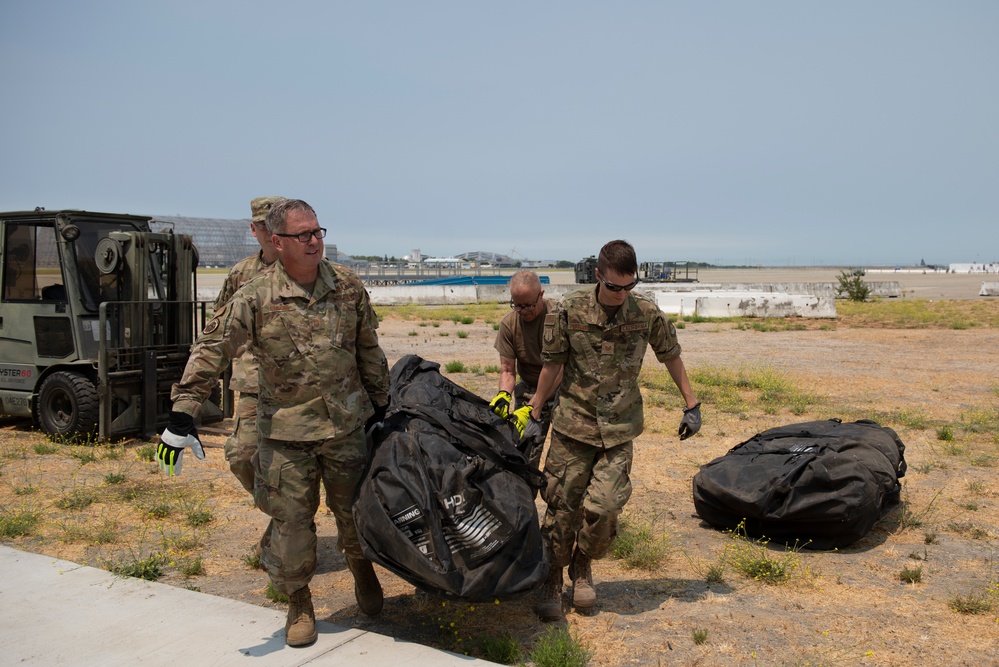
left=514, top=239, right=701, bottom=622
left=490, top=270, right=564, bottom=472
left=164, top=199, right=390, bottom=646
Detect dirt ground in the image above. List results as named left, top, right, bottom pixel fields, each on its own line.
left=2, top=286, right=999, bottom=666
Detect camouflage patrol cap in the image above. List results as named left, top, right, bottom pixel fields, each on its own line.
left=250, top=196, right=285, bottom=223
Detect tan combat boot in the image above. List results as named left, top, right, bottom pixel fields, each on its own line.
left=347, top=558, right=384, bottom=616
left=569, top=548, right=596, bottom=612
left=534, top=566, right=564, bottom=622
left=285, top=586, right=317, bottom=647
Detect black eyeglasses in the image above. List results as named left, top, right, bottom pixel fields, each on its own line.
left=509, top=293, right=542, bottom=312
left=274, top=228, right=327, bottom=243
left=599, top=276, right=639, bottom=293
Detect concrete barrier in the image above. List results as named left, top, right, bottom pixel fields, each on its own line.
left=643, top=281, right=901, bottom=298
left=655, top=290, right=836, bottom=318
left=981, top=282, right=999, bottom=297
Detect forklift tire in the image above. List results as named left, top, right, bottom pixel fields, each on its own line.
left=37, top=371, right=100, bottom=438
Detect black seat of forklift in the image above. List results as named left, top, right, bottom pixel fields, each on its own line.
left=41, top=284, right=66, bottom=301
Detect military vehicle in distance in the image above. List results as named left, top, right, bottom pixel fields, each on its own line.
left=575, top=256, right=700, bottom=284
left=574, top=256, right=598, bottom=284
left=0, top=209, right=222, bottom=440
left=639, top=261, right=699, bottom=283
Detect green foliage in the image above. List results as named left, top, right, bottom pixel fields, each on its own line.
left=33, top=442, right=59, bottom=455
left=949, top=591, right=994, bottom=615
left=69, top=448, right=98, bottom=465
left=692, top=628, right=709, bottom=645
left=408, top=330, right=418, bottom=336
left=484, top=365, right=500, bottom=374
left=705, top=564, right=725, bottom=585
left=136, top=445, right=156, bottom=462
left=460, top=316, right=475, bottom=325
left=899, top=565, right=922, bottom=583
left=936, top=425, right=954, bottom=441
left=55, top=488, right=97, bottom=510
left=445, top=361, right=467, bottom=373
left=186, top=508, right=213, bottom=527
left=104, top=472, right=126, bottom=485
left=610, top=515, right=671, bottom=570
left=244, top=550, right=263, bottom=570
left=528, top=625, right=593, bottom=667
left=0, top=508, right=41, bottom=537
left=474, top=634, right=521, bottom=664
left=835, top=269, right=872, bottom=301
left=266, top=582, right=289, bottom=603
left=110, top=554, right=164, bottom=581
left=457, top=330, right=469, bottom=339
left=180, top=557, right=205, bottom=577
left=723, top=521, right=801, bottom=584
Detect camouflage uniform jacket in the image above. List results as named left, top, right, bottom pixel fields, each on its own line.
left=542, top=285, right=681, bottom=449
left=173, top=260, right=390, bottom=441
left=213, top=252, right=273, bottom=394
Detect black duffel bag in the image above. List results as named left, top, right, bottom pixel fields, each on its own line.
left=692, top=419, right=906, bottom=549
left=353, top=355, right=547, bottom=600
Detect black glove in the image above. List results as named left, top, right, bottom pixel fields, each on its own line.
left=678, top=403, right=701, bottom=441
left=157, top=411, right=205, bottom=476
left=366, top=403, right=388, bottom=433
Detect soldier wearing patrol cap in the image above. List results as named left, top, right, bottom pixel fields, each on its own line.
left=213, top=196, right=285, bottom=501
left=161, top=198, right=390, bottom=647
left=515, top=239, right=701, bottom=622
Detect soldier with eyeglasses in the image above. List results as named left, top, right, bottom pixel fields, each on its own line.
left=490, top=270, right=563, bottom=472
left=515, top=239, right=701, bottom=622
left=162, top=198, right=390, bottom=647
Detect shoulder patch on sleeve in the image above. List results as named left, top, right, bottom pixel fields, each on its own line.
left=202, top=317, right=221, bottom=335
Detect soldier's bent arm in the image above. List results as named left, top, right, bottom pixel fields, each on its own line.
left=528, top=362, right=564, bottom=413
left=355, top=288, right=390, bottom=407
left=171, top=298, right=250, bottom=416
left=498, top=355, right=517, bottom=395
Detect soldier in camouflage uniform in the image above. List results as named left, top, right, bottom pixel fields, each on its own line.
left=519, top=240, right=702, bottom=621
left=215, top=195, right=284, bottom=498
left=490, top=269, right=563, bottom=471
left=166, top=199, right=390, bottom=647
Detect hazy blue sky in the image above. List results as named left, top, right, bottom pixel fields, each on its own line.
left=2, top=2, right=996, bottom=266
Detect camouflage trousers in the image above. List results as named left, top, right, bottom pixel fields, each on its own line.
left=540, top=430, right=634, bottom=568
left=223, top=393, right=258, bottom=495
left=254, top=428, right=368, bottom=595
left=514, top=381, right=557, bottom=471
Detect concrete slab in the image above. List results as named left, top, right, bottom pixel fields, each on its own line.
left=981, top=282, right=999, bottom=297
left=0, top=546, right=495, bottom=666
left=654, top=290, right=836, bottom=318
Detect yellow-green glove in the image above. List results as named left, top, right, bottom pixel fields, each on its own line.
left=511, top=405, right=534, bottom=438
left=490, top=391, right=512, bottom=419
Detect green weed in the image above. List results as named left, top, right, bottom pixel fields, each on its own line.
left=33, top=442, right=59, bottom=455
left=54, top=487, right=98, bottom=510
left=136, top=445, right=156, bottom=462
left=445, top=361, right=467, bottom=373
left=936, top=425, right=954, bottom=441
left=0, top=508, right=41, bottom=537
left=692, top=628, right=709, bottom=645
left=528, top=625, right=593, bottom=667
left=723, top=521, right=801, bottom=584
left=610, top=515, right=671, bottom=570
left=457, top=330, right=469, bottom=339
left=180, top=557, right=205, bottom=577
left=899, top=565, right=922, bottom=583
left=949, top=591, right=994, bottom=615
left=104, top=472, right=126, bottom=485
left=109, top=554, right=164, bottom=581
left=266, top=582, right=289, bottom=603
left=474, top=633, right=521, bottom=664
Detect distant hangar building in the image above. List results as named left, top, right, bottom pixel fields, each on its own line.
left=150, top=215, right=341, bottom=267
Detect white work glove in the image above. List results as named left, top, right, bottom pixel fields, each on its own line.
left=157, top=411, right=205, bottom=476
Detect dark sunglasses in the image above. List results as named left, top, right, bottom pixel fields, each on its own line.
left=274, top=228, right=327, bottom=243
left=599, top=277, right=639, bottom=292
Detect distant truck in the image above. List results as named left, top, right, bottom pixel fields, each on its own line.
left=575, top=256, right=699, bottom=284
left=640, top=261, right=698, bottom=283
left=574, top=256, right=597, bottom=284
left=0, top=209, right=222, bottom=440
